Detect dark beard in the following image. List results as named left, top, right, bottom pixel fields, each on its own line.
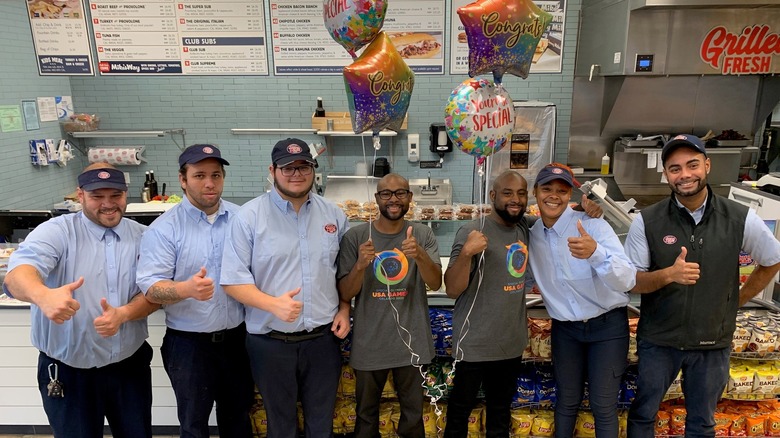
left=275, top=180, right=314, bottom=199
left=379, top=203, right=409, bottom=221
left=495, top=205, right=524, bottom=224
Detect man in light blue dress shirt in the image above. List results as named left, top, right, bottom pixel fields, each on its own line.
left=528, top=163, right=635, bottom=438
left=222, top=138, right=351, bottom=438
left=3, top=164, right=159, bottom=438
left=136, top=144, right=254, bottom=438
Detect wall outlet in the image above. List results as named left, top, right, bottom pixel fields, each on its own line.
left=315, top=173, right=323, bottom=185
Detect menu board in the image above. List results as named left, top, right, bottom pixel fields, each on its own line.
left=27, top=0, right=94, bottom=75
left=270, top=0, right=445, bottom=75
left=449, top=0, right=565, bottom=76
left=90, top=0, right=268, bottom=75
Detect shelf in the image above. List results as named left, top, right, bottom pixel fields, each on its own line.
left=229, top=127, right=400, bottom=168
left=67, top=129, right=187, bottom=152
left=230, top=128, right=318, bottom=135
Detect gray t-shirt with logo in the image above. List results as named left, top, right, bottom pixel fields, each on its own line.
left=337, top=221, right=440, bottom=371
left=448, top=217, right=530, bottom=362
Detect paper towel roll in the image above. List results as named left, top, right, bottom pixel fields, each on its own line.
left=88, top=147, right=146, bottom=165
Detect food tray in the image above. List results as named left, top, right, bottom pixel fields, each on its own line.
left=620, top=137, right=661, bottom=147
left=710, top=139, right=752, bottom=147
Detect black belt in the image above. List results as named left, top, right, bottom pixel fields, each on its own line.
left=263, top=323, right=331, bottom=343
left=166, top=324, right=245, bottom=343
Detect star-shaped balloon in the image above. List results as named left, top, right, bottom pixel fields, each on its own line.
left=458, top=0, right=552, bottom=83
left=324, top=0, right=388, bottom=59
left=344, top=32, right=415, bottom=134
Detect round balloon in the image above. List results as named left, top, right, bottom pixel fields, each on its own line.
left=458, top=0, right=552, bottom=83
left=344, top=32, right=415, bottom=134
left=444, top=78, right=514, bottom=158
left=324, top=0, right=388, bottom=59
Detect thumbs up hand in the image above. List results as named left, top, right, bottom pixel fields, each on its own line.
left=93, top=298, right=126, bottom=337
left=187, top=267, right=214, bottom=301
left=41, top=277, right=83, bottom=324
left=401, top=226, right=422, bottom=260
left=669, top=247, right=700, bottom=285
left=272, top=288, right=303, bottom=323
left=567, top=220, right=597, bottom=259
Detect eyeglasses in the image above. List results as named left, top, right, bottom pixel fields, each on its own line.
left=376, top=189, right=411, bottom=200
left=278, top=165, right=314, bottom=177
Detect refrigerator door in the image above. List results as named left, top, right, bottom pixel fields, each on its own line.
left=473, top=101, right=556, bottom=203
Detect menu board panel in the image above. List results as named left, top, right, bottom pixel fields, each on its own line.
left=90, top=0, right=268, bottom=75
left=27, top=0, right=94, bottom=75
left=449, top=0, right=565, bottom=76
left=270, top=0, right=445, bottom=75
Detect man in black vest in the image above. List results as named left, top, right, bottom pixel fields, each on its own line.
left=623, top=134, right=780, bottom=438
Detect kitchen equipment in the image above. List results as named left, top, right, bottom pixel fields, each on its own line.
left=0, top=210, right=53, bottom=243
left=322, top=175, right=379, bottom=204
left=569, top=1, right=780, bottom=171
left=408, top=173, right=453, bottom=205
left=613, top=138, right=746, bottom=196
left=373, top=157, right=390, bottom=177
left=475, top=101, right=556, bottom=203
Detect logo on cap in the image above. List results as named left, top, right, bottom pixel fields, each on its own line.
left=202, top=146, right=214, bottom=154
left=672, top=135, right=688, bottom=141
left=98, top=171, right=111, bottom=179
left=287, top=144, right=303, bottom=154
left=663, top=235, right=677, bottom=245
left=552, top=168, right=563, bottom=174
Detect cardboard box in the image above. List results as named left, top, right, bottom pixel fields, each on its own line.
left=311, top=111, right=408, bottom=132
left=312, top=112, right=353, bottom=132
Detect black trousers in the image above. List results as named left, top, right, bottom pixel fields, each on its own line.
left=443, top=357, right=523, bottom=438
left=37, top=342, right=153, bottom=438
left=162, top=324, right=255, bottom=438
left=354, top=366, right=425, bottom=438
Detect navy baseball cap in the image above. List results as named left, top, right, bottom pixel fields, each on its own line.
left=179, top=144, right=229, bottom=168
left=534, top=165, right=578, bottom=187
left=78, top=167, right=128, bottom=191
left=662, top=134, right=706, bottom=163
left=272, top=138, right=315, bottom=167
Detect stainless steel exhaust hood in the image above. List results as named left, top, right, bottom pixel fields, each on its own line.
left=569, top=0, right=780, bottom=171
left=575, top=0, right=780, bottom=77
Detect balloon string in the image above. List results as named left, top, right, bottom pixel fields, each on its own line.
left=360, top=136, right=374, bottom=241
left=450, top=157, right=488, bottom=384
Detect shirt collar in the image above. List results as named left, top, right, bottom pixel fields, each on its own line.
left=80, top=211, right=127, bottom=241
left=181, top=193, right=227, bottom=222
left=542, top=204, right=576, bottom=236
left=673, top=194, right=707, bottom=216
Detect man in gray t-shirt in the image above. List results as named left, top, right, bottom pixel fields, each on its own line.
left=443, top=170, right=530, bottom=438
left=337, top=173, right=442, bottom=438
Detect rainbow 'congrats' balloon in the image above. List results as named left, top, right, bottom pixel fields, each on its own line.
left=444, top=78, right=515, bottom=158
left=458, top=0, right=552, bottom=83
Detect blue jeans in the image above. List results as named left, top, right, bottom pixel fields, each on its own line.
left=37, top=342, right=153, bottom=438
left=627, top=340, right=730, bottom=438
left=551, top=306, right=628, bottom=438
left=443, top=357, right=523, bottom=438
left=245, top=327, right=342, bottom=438
left=354, top=366, right=425, bottom=438
left=161, top=325, right=255, bottom=438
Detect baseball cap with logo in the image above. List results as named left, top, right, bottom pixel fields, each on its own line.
left=272, top=138, right=315, bottom=167
left=534, top=164, right=578, bottom=187
left=661, top=134, right=707, bottom=163
left=78, top=167, right=128, bottom=191
left=179, top=144, right=230, bottom=168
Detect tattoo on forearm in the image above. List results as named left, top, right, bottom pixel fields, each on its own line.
left=148, top=285, right=181, bottom=304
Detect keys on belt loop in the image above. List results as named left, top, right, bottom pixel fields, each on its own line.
left=47, top=363, right=64, bottom=398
